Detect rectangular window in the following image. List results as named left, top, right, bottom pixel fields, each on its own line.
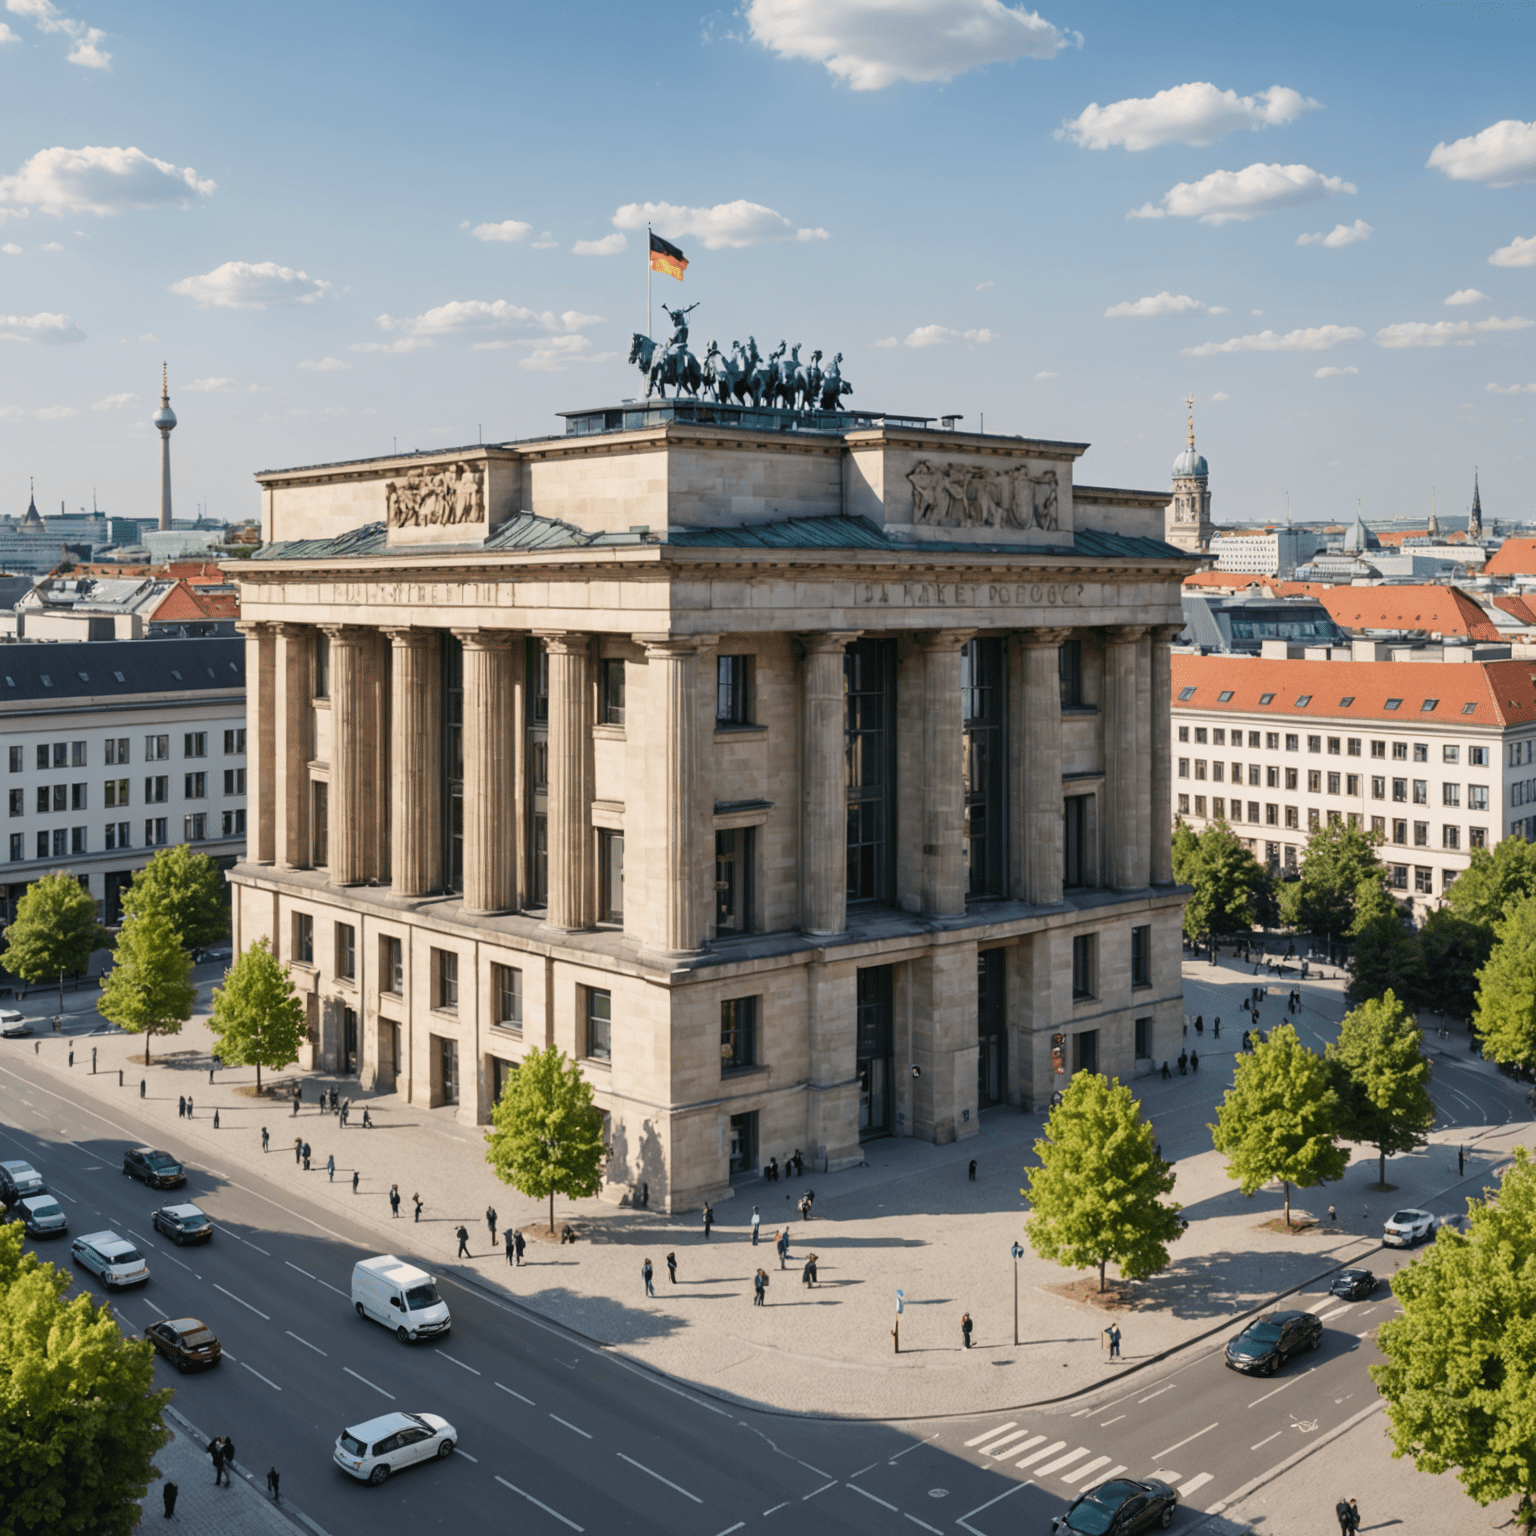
left=1414, top=743, right=1429, bottom=763
left=1178, top=726, right=1189, bottom=743
left=34, top=745, right=45, bottom=771
left=1327, top=736, right=1341, bottom=755
left=1266, top=732, right=1280, bottom=750
left=144, top=776, right=168, bottom=803
left=1308, top=735, right=1322, bottom=753
left=51, top=743, right=66, bottom=768
left=585, top=986, right=612, bottom=1061
left=5, top=746, right=17, bottom=774
left=8, top=833, right=20, bottom=861
left=1308, top=808, right=1320, bottom=830
left=1443, top=783, right=1461, bottom=807
left=1471, top=827, right=1487, bottom=848
left=1393, top=778, right=1407, bottom=802
left=1058, top=639, right=1083, bottom=708
left=1393, top=741, right=1408, bottom=760
left=184, top=812, right=207, bottom=841
left=599, top=829, right=624, bottom=924
left=1178, top=757, right=1189, bottom=778
left=1393, top=818, right=1408, bottom=844
left=312, top=632, right=330, bottom=700
left=70, top=826, right=85, bottom=854
left=1285, top=733, right=1299, bottom=751
left=1193, top=796, right=1206, bottom=816
left=1195, top=760, right=1207, bottom=780
left=70, top=782, right=86, bottom=810
left=1177, top=794, right=1190, bottom=814
left=845, top=638, right=896, bottom=904
left=1212, top=762, right=1224, bottom=782
left=1134, top=1016, right=1152, bottom=1059
left=601, top=658, right=626, bottom=726
left=1347, top=738, right=1361, bottom=757
left=184, top=772, right=206, bottom=799
left=1285, top=806, right=1298, bottom=828
left=145, top=735, right=169, bottom=761
left=1346, top=774, right=1360, bottom=796
left=962, top=636, right=1007, bottom=898
left=1064, top=794, right=1093, bottom=887
left=224, top=728, right=247, bottom=755
left=220, top=808, right=246, bottom=836
left=183, top=732, right=206, bottom=759
left=1372, top=776, right=1385, bottom=800
left=715, top=826, right=755, bottom=934
left=492, top=963, right=522, bottom=1031
left=223, top=768, right=246, bottom=795
left=1266, top=803, right=1278, bottom=825
left=1443, top=745, right=1460, bottom=764
left=434, top=949, right=459, bottom=1012
left=1371, top=815, right=1385, bottom=836
left=380, top=935, right=402, bottom=995
left=335, top=922, right=356, bottom=981
left=1266, top=765, right=1278, bottom=788
left=293, top=912, right=313, bottom=964
left=1071, top=934, right=1096, bottom=1000
left=1470, top=785, right=1488, bottom=810
left=1327, top=772, right=1340, bottom=795
left=51, top=829, right=65, bottom=858
left=1415, top=866, right=1433, bottom=894
left=34, top=830, right=46, bottom=859
left=1213, top=729, right=1226, bottom=747
left=1285, top=767, right=1298, bottom=790
left=50, top=785, right=65, bottom=813
left=1389, top=863, right=1409, bottom=889
left=1072, top=1029, right=1099, bottom=1074
left=311, top=781, right=328, bottom=866
left=716, top=655, right=753, bottom=724
left=67, top=740, right=85, bottom=767
left=1413, top=780, right=1428, bottom=805
left=1308, top=770, right=1322, bottom=793
left=1130, top=924, right=1151, bottom=988
left=144, top=817, right=167, bottom=847
left=1194, top=728, right=1208, bottom=744
left=720, top=995, right=758, bottom=1073
left=5, top=789, right=17, bottom=817
left=104, top=778, right=128, bottom=807
left=1414, top=821, right=1429, bottom=847
left=1471, top=746, right=1488, bottom=767
left=1370, top=740, right=1385, bottom=759
left=1443, top=825, right=1461, bottom=850
left=105, top=738, right=129, bottom=765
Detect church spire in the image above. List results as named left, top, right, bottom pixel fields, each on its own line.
left=1185, top=393, right=1196, bottom=451
left=1470, top=467, right=1483, bottom=540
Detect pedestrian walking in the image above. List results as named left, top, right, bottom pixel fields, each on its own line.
left=186, top=1095, right=194, bottom=1118
left=92, top=1046, right=97, bottom=1073
left=302, top=1141, right=311, bottom=1171
left=751, top=1206, right=761, bottom=1245
left=1328, top=1204, right=1337, bottom=1224
left=327, top=1153, right=335, bottom=1182
left=1105, top=1322, right=1122, bottom=1359
left=807, top=1253, right=818, bottom=1286
left=1190, top=1050, right=1199, bottom=1072
left=261, top=1126, right=269, bottom=1153
left=1212, top=1016, right=1220, bottom=1038
left=1194, top=1014, right=1203, bottom=1035
left=456, top=1225, right=470, bottom=1258
left=68, top=1047, right=73, bottom=1068
left=294, top=1136, right=302, bottom=1165
left=292, top=1088, right=300, bottom=1116
left=213, top=1109, right=220, bottom=1130
left=389, top=1184, right=401, bottom=1217
left=1347, top=1499, right=1360, bottom=1533
left=793, top=1148, right=805, bottom=1178
left=801, top=1255, right=814, bottom=1288
left=413, top=1192, right=423, bottom=1222
left=638, top=1181, right=650, bottom=1209
left=961, top=1312, right=973, bottom=1349
left=504, top=1228, right=514, bottom=1265
left=643, top=1258, right=655, bottom=1297
left=162, top=1480, right=178, bottom=1518
left=340, top=1101, right=350, bottom=1128
left=702, top=1202, right=714, bottom=1240
left=140, top=1077, right=146, bottom=1097
left=208, top=1065, right=215, bottom=1086
left=777, top=1227, right=789, bottom=1269
left=351, top=1169, right=359, bottom=1195
left=267, top=1467, right=280, bottom=1502
left=968, top=1158, right=977, bottom=1181
left=210, top=1437, right=228, bottom=1486
left=1459, top=1145, right=1465, bottom=1176
left=666, top=1251, right=677, bottom=1284
left=178, top=1095, right=186, bottom=1119
left=362, top=1107, right=373, bottom=1128
left=1160, top=1060, right=1171, bottom=1080
left=1177, top=1049, right=1188, bottom=1076
left=753, top=1268, right=767, bottom=1306
left=514, top=1229, right=526, bottom=1266
left=1335, top=1499, right=1352, bottom=1536
left=487, top=1206, right=498, bottom=1243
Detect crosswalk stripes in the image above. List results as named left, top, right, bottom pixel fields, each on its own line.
left=980, top=1429, right=1036, bottom=1458
left=1016, top=1440, right=1067, bottom=1468
left=958, top=1420, right=1214, bottom=1504
left=964, top=1423, right=1015, bottom=1448
left=1061, top=1456, right=1114, bottom=1486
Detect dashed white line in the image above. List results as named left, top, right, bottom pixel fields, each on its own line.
left=964, top=1423, right=1014, bottom=1447
left=1320, top=1305, right=1352, bottom=1321
left=715, top=1526, right=746, bottom=1536
left=957, top=1481, right=1032, bottom=1536
left=1180, top=1473, right=1214, bottom=1499
left=285, top=1330, right=327, bottom=1356
left=494, top=1475, right=583, bottom=1531
left=221, top=1231, right=272, bottom=1257
left=550, top=1414, right=591, bottom=1439
left=1250, top=1430, right=1282, bottom=1451
left=343, top=1366, right=394, bottom=1400
left=1248, top=1367, right=1313, bottom=1407
left=1151, top=1423, right=1218, bottom=1461
left=453, top=1448, right=478, bottom=1462
left=143, top=1297, right=168, bottom=1318
left=494, top=1381, right=535, bottom=1405
left=1099, top=1415, right=1125, bottom=1428
left=617, top=1451, right=702, bottom=1503
left=763, top=1506, right=789, bottom=1518
left=847, top=1484, right=898, bottom=1511
left=150, top=1246, right=195, bottom=1274
left=436, top=1349, right=481, bottom=1375
left=888, top=1438, right=932, bottom=1462
left=286, top=1262, right=316, bottom=1279
left=803, top=1481, right=837, bottom=1500
left=904, top=1516, right=943, bottom=1534
left=240, top=1360, right=283, bottom=1392
left=1138, top=1383, right=1177, bottom=1403
left=213, top=1284, right=270, bottom=1320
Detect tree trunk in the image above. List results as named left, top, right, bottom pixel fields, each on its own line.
left=1379, top=1145, right=1387, bottom=1187
left=1098, top=1259, right=1106, bottom=1293
left=548, top=1188, right=555, bottom=1237
left=57, top=969, right=63, bottom=1017
left=144, top=1023, right=155, bottom=1065
left=1284, top=1180, right=1292, bottom=1226
left=256, top=1059, right=262, bottom=1093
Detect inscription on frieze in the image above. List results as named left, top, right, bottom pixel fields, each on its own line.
left=906, top=461, right=1059, bottom=531
left=855, top=580, right=1088, bottom=608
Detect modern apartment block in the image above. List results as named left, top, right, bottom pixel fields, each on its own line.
left=1171, top=645, right=1536, bottom=918
left=0, top=637, right=247, bottom=924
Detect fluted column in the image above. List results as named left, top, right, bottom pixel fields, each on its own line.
left=640, top=636, right=708, bottom=955
left=236, top=621, right=276, bottom=864
left=1014, top=627, right=1071, bottom=905
left=370, top=633, right=391, bottom=883
left=455, top=630, right=518, bottom=915
left=272, top=622, right=311, bottom=869
left=1150, top=624, right=1181, bottom=884
left=322, top=625, right=373, bottom=886
left=921, top=631, right=973, bottom=917
left=1135, top=630, right=1152, bottom=884
left=800, top=631, right=860, bottom=937
left=384, top=628, right=441, bottom=897
left=543, top=632, right=595, bottom=933
left=1103, top=625, right=1148, bottom=891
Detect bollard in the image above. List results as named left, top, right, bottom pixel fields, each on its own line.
left=118, top=1069, right=123, bottom=1087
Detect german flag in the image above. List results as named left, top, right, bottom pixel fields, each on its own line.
left=649, top=231, right=688, bottom=281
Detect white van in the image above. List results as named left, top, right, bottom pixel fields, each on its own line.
left=351, top=1255, right=451, bottom=1342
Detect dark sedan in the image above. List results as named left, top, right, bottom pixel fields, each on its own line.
left=144, top=1317, right=221, bottom=1372
left=123, top=1148, right=185, bottom=1189
left=152, top=1203, right=213, bottom=1245
left=1328, top=1268, right=1379, bottom=1301
left=1225, top=1308, right=1323, bottom=1375
left=1054, top=1477, right=1178, bottom=1535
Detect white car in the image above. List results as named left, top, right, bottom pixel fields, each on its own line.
left=334, top=1412, right=456, bottom=1485
left=1383, top=1208, right=1436, bottom=1247
left=71, top=1229, right=150, bottom=1288
left=0, top=1009, right=32, bottom=1037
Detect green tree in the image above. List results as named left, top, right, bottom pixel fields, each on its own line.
left=123, top=844, right=227, bottom=951
left=0, top=872, right=105, bottom=1015
left=1417, top=908, right=1491, bottom=1025
left=0, top=1222, right=170, bottom=1536
left=206, top=938, right=306, bottom=1093
left=1024, top=1072, right=1183, bottom=1292
left=96, top=906, right=194, bottom=1064
left=1277, top=820, right=1383, bottom=942
left=1347, top=912, right=1424, bottom=1008
left=1472, top=896, right=1536, bottom=1072
left=1327, top=989, right=1435, bottom=1188
left=1209, top=1023, right=1350, bottom=1225
left=1372, top=1148, right=1536, bottom=1531
left=1174, top=819, right=1271, bottom=943
left=484, top=1046, right=605, bottom=1234
left=1445, top=836, right=1536, bottom=932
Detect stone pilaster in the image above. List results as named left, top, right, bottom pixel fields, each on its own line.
left=369, top=632, right=391, bottom=884
left=272, top=622, right=311, bottom=869
left=1150, top=624, right=1181, bottom=884
left=1135, top=630, right=1152, bottom=885
left=543, top=632, right=595, bottom=933
left=921, top=631, right=973, bottom=917
left=236, top=621, right=276, bottom=864
left=799, top=632, right=860, bottom=937
left=1103, top=625, right=1148, bottom=891
left=384, top=628, right=441, bottom=897
left=321, top=625, right=374, bottom=886
left=1013, top=627, right=1071, bottom=905
left=455, top=630, right=518, bottom=915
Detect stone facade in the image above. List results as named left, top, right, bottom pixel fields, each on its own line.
left=229, top=412, right=1190, bottom=1212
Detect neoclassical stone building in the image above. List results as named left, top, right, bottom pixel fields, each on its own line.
left=229, top=400, right=1191, bottom=1209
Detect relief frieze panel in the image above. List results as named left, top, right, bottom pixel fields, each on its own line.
left=906, top=460, right=1060, bottom=530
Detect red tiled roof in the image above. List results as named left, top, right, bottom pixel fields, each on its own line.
left=1374, top=529, right=1470, bottom=547
left=1315, top=584, right=1501, bottom=642
left=147, top=579, right=240, bottom=623
left=1485, top=540, right=1536, bottom=577
left=1492, top=594, right=1536, bottom=627
left=1172, top=652, right=1536, bottom=727
left=1183, top=571, right=1266, bottom=590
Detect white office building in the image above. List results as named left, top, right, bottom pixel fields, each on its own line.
left=1208, top=530, right=1325, bottom=579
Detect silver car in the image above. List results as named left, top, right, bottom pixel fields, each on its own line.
left=0, top=1159, right=45, bottom=1203
left=1383, top=1208, right=1436, bottom=1247
left=8, top=1193, right=67, bottom=1238
left=0, top=1009, right=32, bottom=1037
left=334, top=1412, right=456, bottom=1485
left=71, top=1230, right=149, bottom=1288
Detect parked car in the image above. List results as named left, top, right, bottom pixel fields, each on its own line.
left=152, top=1203, right=213, bottom=1245
left=144, top=1316, right=221, bottom=1372
left=1224, top=1309, right=1323, bottom=1375
left=0, top=1159, right=45, bottom=1204
left=1383, top=1208, right=1436, bottom=1247
left=1328, top=1268, right=1379, bottom=1301
left=1053, top=1477, right=1179, bottom=1535
left=71, top=1230, right=149, bottom=1288
left=0, top=1009, right=32, bottom=1037
left=6, top=1193, right=67, bottom=1238
left=352, top=1255, right=451, bottom=1342
left=333, top=1412, right=456, bottom=1485
left=122, top=1148, right=185, bottom=1190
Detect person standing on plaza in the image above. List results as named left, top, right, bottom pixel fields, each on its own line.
left=267, top=1467, right=280, bottom=1502
left=389, top=1184, right=401, bottom=1217
left=301, top=1141, right=311, bottom=1171
left=753, top=1268, right=767, bottom=1306
left=514, top=1229, right=526, bottom=1265
left=456, top=1224, right=470, bottom=1258
left=666, top=1251, right=677, bottom=1284
left=186, top=1095, right=193, bottom=1118
left=1335, top=1499, right=1352, bottom=1536
left=413, top=1192, right=423, bottom=1222
left=1347, top=1499, right=1360, bottom=1532
left=362, top=1106, right=372, bottom=1128
left=326, top=1153, right=335, bottom=1182
left=1212, top=1016, right=1220, bottom=1038
left=1190, top=1050, right=1199, bottom=1072
left=162, top=1479, right=178, bottom=1518
left=777, top=1227, right=790, bottom=1269
left=961, top=1312, right=973, bottom=1349
left=351, top=1169, right=359, bottom=1195
left=751, top=1206, right=761, bottom=1245
left=968, top=1158, right=977, bottom=1181
left=702, top=1202, right=714, bottom=1240
left=486, top=1206, right=498, bottom=1245
left=642, top=1258, right=655, bottom=1297
left=178, top=1095, right=186, bottom=1119
left=261, top=1126, right=269, bottom=1153
left=504, top=1228, right=515, bottom=1266
left=1105, top=1322, right=1122, bottom=1359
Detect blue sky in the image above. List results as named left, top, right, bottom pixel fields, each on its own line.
left=1, top=0, right=1533, bottom=529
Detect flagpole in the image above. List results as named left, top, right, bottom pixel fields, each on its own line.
left=647, top=222, right=652, bottom=341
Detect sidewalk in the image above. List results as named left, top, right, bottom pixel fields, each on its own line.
left=24, top=955, right=1528, bottom=1420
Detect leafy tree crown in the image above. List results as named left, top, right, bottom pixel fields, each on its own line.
left=207, top=938, right=307, bottom=1073
left=484, top=1046, right=605, bottom=1205
left=1, top=873, right=103, bottom=983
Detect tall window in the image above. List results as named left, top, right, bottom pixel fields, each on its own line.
left=335, top=922, right=356, bottom=980
left=293, top=912, right=313, bottom=964
left=434, top=949, right=458, bottom=1011
left=717, top=655, right=752, bottom=725
left=184, top=732, right=207, bottom=758
left=720, top=996, right=757, bottom=1073
left=442, top=634, right=463, bottom=891
left=492, top=964, right=522, bottom=1030
left=311, top=781, right=328, bottom=866
left=380, top=934, right=402, bottom=995
left=526, top=639, right=548, bottom=907
left=599, top=830, right=624, bottom=923
left=715, top=827, right=755, bottom=934
left=313, top=632, right=330, bottom=699
left=105, top=738, right=129, bottom=765
left=1064, top=794, right=1093, bottom=888
left=585, top=987, right=612, bottom=1061
left=1131, top=924, right=1151, bottom=987
left=846, top=639, right=896, bottom=904
left=184, top=813, right=207, bottom=842
left=601, top=658, right=626, bottom=726
left=1072, top=934, right=1096, bottom=999
left=1059, top=639, right=1083, bottom=708
left=962, top=637, right=1006, bottom=898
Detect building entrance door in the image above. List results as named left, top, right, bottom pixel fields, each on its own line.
left=856, top=964, right=894, bottom=1139
left=977, top=949, right=1007, bottom=1107
left=342, top=1007, right=358, bottom=1076
left=438, top=1037, right=459, bottom=1106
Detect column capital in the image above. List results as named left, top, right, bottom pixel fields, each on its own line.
left=318, top=623, right=371, bottom=645
left=916, top=628, right=977, bottom=655
left=1150, top=623, right=1185, bottom=645
left=1016, top=625, right=1073, bottom=649
left=234, top=619, right=274, bottom=637
left=381, top=625, right=429, bottom=645
left=633, top=633, right=719, bottom=657
left=1103, top=624, right=1149, bottom=645
left=451, top=627, right=518, bottom=652
left=797, top=630, right=862, bottom=656
left=270, top=620, right=310, bottom=640
left=533, top=630, right=592, bottom=657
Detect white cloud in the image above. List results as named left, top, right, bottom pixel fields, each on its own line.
left=1251, top=309, right=1263, bottom=316
left=0, top=405, right=22, bottom=419
left=612, top=199, right=828, bottom=249
left=374, top=301, right=603, bottom=339
left=6, top=0, right=111, bottom=67
left=0, top=242, right=18, bottom=255
left=1477, top=314, right=1534, bottom=332
left=963, top=328, right=997, bottom=343
left=41, top=241, right=60, bottom=250
left=1375, top=316, right=1533, bottom=348
left=572, top=232, right=626, bottom=256
left=904, top=324, right=958, bottom=347
left=170, top=260, right=330, bottom=309
left=0, top=310, right=84, bottom=344
left=518, top=334, right=614, bottom=372
left=1181, top=324, right=1364, bottom=356
left=91, top=391, right=138, bottom=409
left=1490, top=234, right=1536, bottom=268
left=0, top=22, right=16, bottom=41
left=35, top=404, right=75, bottom=419
left=298, top=356, right=351, bottom=371
left=185, top=377, right=237, bottom=392
left=1059, top=82, right=1318, bottom=152
left=0, top=145, right=210, bottom=221
left=1427, top=119, right=1536, bottom=188
left=744, top=0, right=1074, bottom=90
left=1487, top=382, right=1536, bottom=394
left=1129, top=162, right=1355, bottom=225
left=1034, top=370, right=1056, bottom=379
left=66, top=25, right=107, bottom=67
left=1209, top=391, right=1230, bottom=401
left=873, top=336, right=898, bottom=348
left=531, top=231, right=558, bottom=250
left=350, top=338, right=433, bottom=354
left=975, top=280, right=994, bottom=290
left=1315, top=365, right=1359, bottom=378
left=1104, top=291, right=1227, bottom=317
left=470, top=220, right=532, bottom=243
left=1296, top=218, right=1372, bottom=247
left=1445, top=288, right=1489, bottom=307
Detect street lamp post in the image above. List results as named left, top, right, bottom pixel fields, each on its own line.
left=1011, top=1241, right=1024, bottom=1346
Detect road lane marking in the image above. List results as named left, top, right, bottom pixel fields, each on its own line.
left=1099, top=1416, right=1125, bottom=1428
left=343, top=1366, right=394, bottom=1399
left=764, top=1506, right=789, bottom=1517
left=889, top=1438, right=932, bottom=1462
left=494, top=1475, right=583, bottom=1531
left=286, top=1331, right=327, bottom=1356
left=143, top=1297, right=168, bottom=1317
left=495, top=1381, right=535, bottom=1405
left=1179, top=1474, right=1214, bottom=1499
left=435, top=1349, right=481, bottom=1375
left=1251, top=1431, right=1282, bottom=1451
left=1150, top=1470, right=1181, bottom=1484
left=221, top=1231, right=272, bottom=1257
left=965, top=1422, right=1015, bottom=1447
left=617, top=1451, right=703, bottom=1503
left=213, top=1284, right=270, bottom=1320
left=803, top=1481, right=837, bottom=1500
left=904, top=1516, right=943, bottom=1534
left=957, top=1481, right=1031, bottom=1535
left=1138, top=1383, right=1177, bottom=1403
left=981, top=1429, right=1034, bottom=1457
left=1151, top=1423, right=1217, bottom=1461
left=1320, top=1305, right=1352, bottom=1321
left=550, top=1414, right=591, bottom=1439
left=1035, top=1448, right=1090, bottom=1477
left=148, top=1246, right=195, bottom=1274
left=1062, top=1456, right=1112, bottom=1485
left=1248, top=1367, right=1313, bottom=1407
left=847, top=1484, right=898, bottom=1511
left=714, top=1527, right=745, bottom=1536
left=1017, top=1441, right=1067, bottom=1468
left=1070, top=1408, right=1093, bottom=1418
left=285, top=1259, right=347, bottom=1297
left=1357, top=1329, right=1372, bottom=1338
left=286, top=1262, right=317, bottom=1279
left=240, top=1360, right=282, bottom=1391
left=454, top=1448, right=478, bottom=1462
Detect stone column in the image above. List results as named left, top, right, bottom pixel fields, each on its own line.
left=921, top=631, right=973, bottom=917
left=322, top=625, right=373, bottom=885
left=455, top=629, right=518, bottom=915
left=1150, top=624, right=1181, bottom=884
left=1013, top=627, right=1071, bottom=905
left=1103, top=625, right=1148, bottom=891
left=640, top=637, right=709, bottom=955
left=799, top=632, right=860, bottom=937
left=272, top=622, right=311, bottom=869
left=384, top=628, right=441, bottom=897
left=236, top=621, right=276, bottom=864
left=543, top=632, right=595, bottom=932
left=1136, top=631, right=1152, bottom=884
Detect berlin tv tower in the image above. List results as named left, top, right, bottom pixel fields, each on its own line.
left=153, top=362, right=177, bottom=531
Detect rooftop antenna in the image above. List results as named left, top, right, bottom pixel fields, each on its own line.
left=1285, top=491, right=1291, bottom=526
